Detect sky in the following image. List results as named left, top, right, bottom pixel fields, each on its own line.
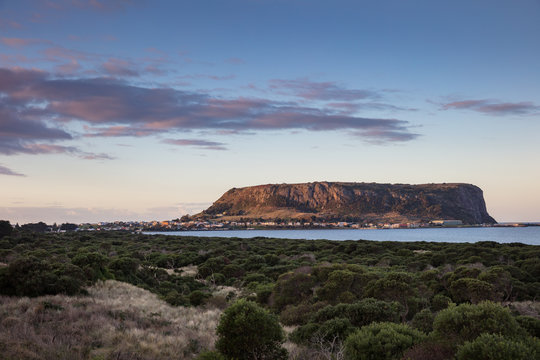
left=0, top=0, right=539, bottom=224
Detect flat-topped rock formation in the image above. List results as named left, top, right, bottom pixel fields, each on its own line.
left=200, top=182, right=496, bottom=224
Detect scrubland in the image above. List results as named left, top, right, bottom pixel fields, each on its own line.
left=0, top=230, right=539, bottom=359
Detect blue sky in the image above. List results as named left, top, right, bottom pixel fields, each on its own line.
left=1, top=0, right=539, bottom=223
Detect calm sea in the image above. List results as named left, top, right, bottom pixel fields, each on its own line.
left=146, top=226, right=540, bottom=245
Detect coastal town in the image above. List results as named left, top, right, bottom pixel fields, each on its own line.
left=14, top=218, right=536, bottom=233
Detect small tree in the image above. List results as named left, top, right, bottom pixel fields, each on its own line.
left=216, top=299, right=287, bottom=360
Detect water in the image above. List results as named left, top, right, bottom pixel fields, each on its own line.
left=146, top=226, right=540, bottom=245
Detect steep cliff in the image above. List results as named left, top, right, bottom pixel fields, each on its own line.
left=201, top=182, right=496, bottom=224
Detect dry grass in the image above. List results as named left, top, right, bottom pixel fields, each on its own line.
left=177, top=265, right=198, bottom=277
left=506, top=301, right=540, bottom=318
left=0, top=280, right=222, bottom=360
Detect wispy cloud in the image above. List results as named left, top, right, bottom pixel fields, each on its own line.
left=1, top=37, right=51, bottom=47
left=0, top=202, right=211, bottom=223
left=0, top=18, right=22, bottom=30
left=163, top=138, right=228, bottom=151
left=101, top=58, right=139, bottom=77
left=41, top=0, right=140, bottom=13
left=42, top=46, right=98, bottom=62
left=327, top=102, right=417, bottom=114
left=225, top=57, right=244, bottom=65
left=0, top=164, right=25, bottom=177
left=269, top=78, right=378, bottom=101
left=177, top=74, right=236, bottom=81
left=441, top=99, right=540, bottom=116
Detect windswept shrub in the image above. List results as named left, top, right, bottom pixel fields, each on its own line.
left=449, top=278, right=494, bottom=303
left=216, top=299, right=287, bottom=360
left=255, top=283, right=274, bottom=305
left=109, top=256, right=139, bottom=280
left=290, top=317, right=355, bottom=345
left=279, top=301, right=327, bottom=326
left=411, top=308, right=434, bottom=333
left=0, top=256, right=86, bottom=296
left=195, top=351, right=227, bottom=360
left=0, top=220, right=12, bottom=239
left=312, top=298, right=401, bottom=327
left=72, top=251, right=110, bottom=282
left=344, top=322, right=425, bottom=360
left=316, top=269, right=355, bottom=303
left=516, top=315, right=540, bottom=338
left=189, top=290, right=210, bottom=306
left=456, top=333, right=540, bottom=360
left=431, top=294, right=452, bottom=311
left=402, top=341, right=455, bottom=360
left=478, top=266, right=516, bottom=301
left=433, top=301, right=523, bottom=344
left=272, top=272, right=314, bottom=311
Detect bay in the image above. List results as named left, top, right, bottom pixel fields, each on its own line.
left=146, top=226, right=540, bottom=245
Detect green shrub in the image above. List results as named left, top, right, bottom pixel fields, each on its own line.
left=516, top=315, right=540, bottom=338
left=216, top=299, right=287, bottom=360
left=272, top=272, right=314, bottom=311
left=290, top=318, right=355, bottom=345
left=313, top=298, right=401, bottom=327
left=433, top=302, right=522, bottom=344
left=189, top=290, right=209, bottom=306
left=206, top=272, right=226, bottom=285
left=195, top=350, right=227, bottom=360
left=255, top=283, right=274, bottom=305
left=316, top=269, right=355, bottom=303
left=431, top=294, right=452, bottom=311
left=411, top=308, right=434, bottom=333
left=344, top=322, right=425, bottom=360
left=279, top=302, right=327, bottom=326
left=0, top=220, right=13, bottom=239
left=456, top=333, right=540, bottom=360
left=402, top=341, right=455, bottom=360
left=449, top=278, right=494, bottom=303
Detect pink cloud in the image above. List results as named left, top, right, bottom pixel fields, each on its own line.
left=0, top=18, right=22, bottom=29
left=0, top=67, right=419, bottom=147
left=42, top=0, right=139, bottom=12
left=442, top=99, right=540, bottom=115
left=101, top=58, right=139, bottom=77
left=178, top=74, right=235, bottom=81
left=225, top=57, right=245, bottom=65
left=270, top=78, right=378, bottom=101
left=1, top=37, right=50, bottom=47
left=55, top=60, right=82, bottom=74
left=42, top=46, right=97, bottom=62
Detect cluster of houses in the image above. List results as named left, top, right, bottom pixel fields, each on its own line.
left=72, top=218, right=467, bottom=232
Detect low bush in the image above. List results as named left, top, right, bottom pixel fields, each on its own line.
left=344, top=322, right=425, bottom=360
left=456, top=333, right=540, bottom=360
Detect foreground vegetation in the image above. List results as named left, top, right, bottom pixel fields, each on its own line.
left=0, top=227, right=539, bottom=359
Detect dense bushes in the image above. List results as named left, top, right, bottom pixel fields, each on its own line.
left=0, top=256, right=86, bottom=296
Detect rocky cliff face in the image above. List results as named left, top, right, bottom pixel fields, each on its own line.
left=202, top=182, right=496, bottom=224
